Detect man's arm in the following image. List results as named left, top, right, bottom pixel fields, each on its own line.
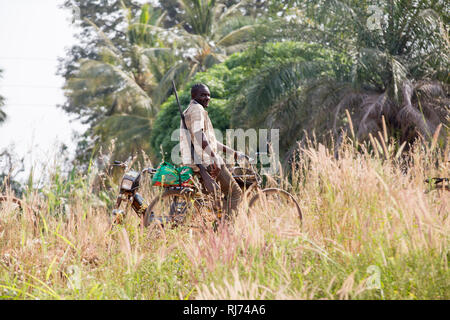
left=217, top=141, right=234, bottom=156
left=195, top=137, right=246, bottom=163
left=193, top=130, right=223, bottom=166
left=217, top=141, right=248, bottom=161
left=217, top=141, right=240, bottom=161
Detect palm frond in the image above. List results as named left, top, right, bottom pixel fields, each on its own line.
left=127, top=23, right=187, bottom=45
left=98, top=47, right=123, bottom=65
left=219, top=1, right=244, bottom=20
left=64, top=58, right=153, bottom=117
left=216, top=24, right=259, bottom=47
left=331, top=89, right=363, bottom=134
left=89, top=60, right=152, bottom=109
left=153, top=61, right=191, bottom=107
left=140, top=47, right=172, bottom=57
left=94, top=113, right=152, bottom=160
left=83, top=18, right=122, bottom=56
left=178, top=0, right=216, bottom=36
left=355, top=92, right=393, bottom=140
left=242, top=59, right=331, bottom=122
left=397, top=82, right=435, bottom=139
left=415, top=81, right=446, bottom=99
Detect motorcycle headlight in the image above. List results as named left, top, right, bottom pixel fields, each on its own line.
left=121, top=178, right=133, bottom=191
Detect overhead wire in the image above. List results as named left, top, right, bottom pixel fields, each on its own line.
left=0, top=57, right=57, bottom=62
left=1, top=84, right=61, bottom=88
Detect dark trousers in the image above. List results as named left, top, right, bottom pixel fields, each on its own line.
left=201, top=164, right=242, bottom=216
left=216, top=164, right=243, bottom=215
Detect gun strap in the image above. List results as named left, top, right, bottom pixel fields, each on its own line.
left=177, top=96, right=199, bottom=166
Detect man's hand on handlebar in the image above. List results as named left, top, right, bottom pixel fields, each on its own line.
left=234, top=151, right=247, bottom=161
left=234, top=151, right=254, bottom=163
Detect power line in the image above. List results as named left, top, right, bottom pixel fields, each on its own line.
left=3, top=104, right=63, bottom=107
left=1, top=84, right=62, bottom=89
left=0, top=57, right=57, bottom=62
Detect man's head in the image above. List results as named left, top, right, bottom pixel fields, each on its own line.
left=191, top=83, right=210, bottom=108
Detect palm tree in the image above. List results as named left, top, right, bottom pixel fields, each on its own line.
left=229, top=41, right=351, bottom=156
left=129, top=0, right=262, bottom=104
left=302, top=0, right=449, bottom=139
left=63, top=4, right=169, bottom=164
left=64, top=1, right=253, bottom=164
left=176, top=0, right=260, bottom=54
left=231, top=0, right=449, bottom=160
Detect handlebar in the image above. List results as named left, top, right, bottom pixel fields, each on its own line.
left=239, top=152, right=268, bottom=163
left=142, top=167, right=157, bottom=174
left=112, top=161, right=127, bottom=169
left=111, top=160, right=157, bottom=175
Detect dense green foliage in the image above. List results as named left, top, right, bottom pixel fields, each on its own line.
left=150, top=65, right=233, bottom=161
left=60, top=0, right=449, bottom=168
left=150, top=41, right=352, bottom=160
left=61, top=0, right=260, bottom=166
left=259, top=0, right=449, bottom=150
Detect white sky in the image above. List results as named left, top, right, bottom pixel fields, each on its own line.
left=0, top=0, right=87, bottom=184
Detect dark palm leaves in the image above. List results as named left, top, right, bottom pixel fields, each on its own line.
left=397, top=81, right=449, bottom=141
left=94, top=112, right=153, bottom=161
left=232, top=59, right=325, bottom=127
left=246, top=1, right=449, bottom=160
left=178, top=0, right=216, bottom=36
left=231, top=52, right=344, bottom=156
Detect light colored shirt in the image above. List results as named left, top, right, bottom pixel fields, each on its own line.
left=180, top=99, right=220, bottom=167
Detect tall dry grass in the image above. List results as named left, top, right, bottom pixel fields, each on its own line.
left=0, top=135, right=448, bottom=299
